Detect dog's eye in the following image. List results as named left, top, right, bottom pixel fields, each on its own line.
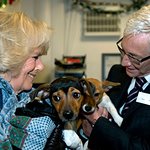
left=72, top=92, right=81, bottom=99
left=94, top=92, right=100, bottom=97
left=53, top=95, right=61, bottom=102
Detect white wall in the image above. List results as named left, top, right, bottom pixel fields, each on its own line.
left=50, top=0, right=130, bottom=80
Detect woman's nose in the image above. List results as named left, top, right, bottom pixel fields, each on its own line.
left=36, top=58, right=44, bottom=71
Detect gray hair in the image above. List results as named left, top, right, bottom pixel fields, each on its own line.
left=124, top=5, right=150, bottom=36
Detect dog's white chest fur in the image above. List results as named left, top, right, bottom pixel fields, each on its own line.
left=99, top=93, right=123, bottom=126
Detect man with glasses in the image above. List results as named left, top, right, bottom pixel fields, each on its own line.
left=84, top=5, right=150, bottom=150
left=117, top=37, right=150, bottom=67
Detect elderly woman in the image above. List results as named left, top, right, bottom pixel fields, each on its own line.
left=0, top=11, right=56, bottom=149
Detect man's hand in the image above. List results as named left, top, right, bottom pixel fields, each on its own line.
left=82, top=106, right=108, bottom=137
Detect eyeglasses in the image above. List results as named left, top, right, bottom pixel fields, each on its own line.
left=116, top=37, right=150, bottom=66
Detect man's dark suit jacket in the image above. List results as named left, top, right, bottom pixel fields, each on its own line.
left=88, top=64, right=150, bottom=150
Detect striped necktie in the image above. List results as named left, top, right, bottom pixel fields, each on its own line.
left=121, top=77, right=147, bottom=116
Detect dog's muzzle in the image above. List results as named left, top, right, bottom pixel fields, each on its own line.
left=63, top=110, right=74, bottom=120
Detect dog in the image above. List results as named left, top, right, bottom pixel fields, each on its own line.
left=49, top=76, right=89, bottom=130
left=85, top=78, right=123, bottom=126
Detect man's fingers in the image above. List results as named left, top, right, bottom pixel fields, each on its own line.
left=100, top=107, right=109, bottom=118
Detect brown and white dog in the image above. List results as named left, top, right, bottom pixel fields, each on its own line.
left=48, top=76, right=95, bottom=131
left=85, top=78, right=123, bottom=126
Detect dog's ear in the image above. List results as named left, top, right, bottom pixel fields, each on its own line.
left=102, top=80, right=120, bottom=92
left=79, top=78, right=94, bottom=96
left=79, top=79, right=87, bottom=92
left=30, top=83, right=51, bottom=101
left=79, top=78, right=96, bottom=113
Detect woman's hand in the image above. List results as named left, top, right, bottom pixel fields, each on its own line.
left=82, top=106, right=109, bottom=137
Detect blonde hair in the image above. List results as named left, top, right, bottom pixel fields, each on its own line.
left=124, top=5, right=150, bottom=36
left=0, top=11, right=51, bottom=76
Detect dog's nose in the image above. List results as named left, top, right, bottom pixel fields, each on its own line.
left=84, top=105, right=92, bottom=112
left=82, top=104, right=95, bottom=113
left=63, top=110, right=73, bottom=120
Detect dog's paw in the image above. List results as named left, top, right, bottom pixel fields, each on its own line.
left=63, top=130, right=83, bottom=149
